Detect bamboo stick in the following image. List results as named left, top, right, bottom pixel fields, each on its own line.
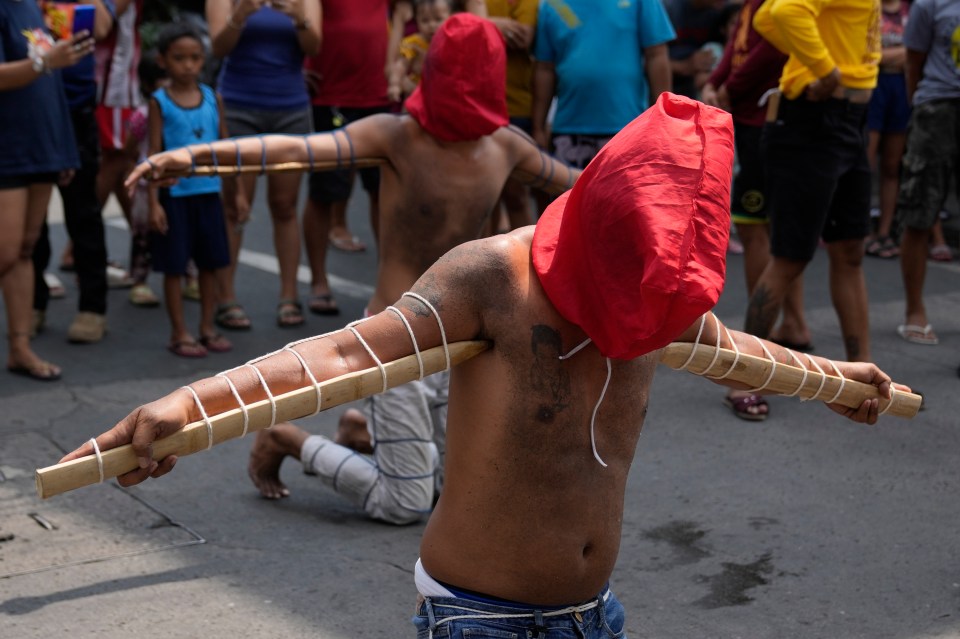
left=167, top=158, right=385, bottom=177
left=659, top=342, right=920, bottom=418
left=35, top=341, right=489, bottom=500
left=35, top=340, right=919, bottom=499
left=162, top=160, right=549, bottom=189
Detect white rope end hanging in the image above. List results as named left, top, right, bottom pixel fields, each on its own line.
left=589, top=359, right=612, bottom=468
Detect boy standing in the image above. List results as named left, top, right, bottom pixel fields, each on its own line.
left=148, top=24, right=232, bottom=358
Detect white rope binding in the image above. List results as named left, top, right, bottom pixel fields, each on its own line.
left=783, top=349, right=809, bottom=397
left=745, top=336, right=778, bottom=393
left=402, top=292, right=450, bottom=371
left=216, top=372, right=250, bottom=436
left=692, top=314, right=723, bottom=376
left=347, top=319, right=388, bottom=393
left=824, top=360, right=847, bottom=405
left=89, top=438, right=104, bottom=483
left=182, top=385, right=215, bottom=450
left=677, top=314, right=707, bottom=371
left=388, top=305, right=425, bottom=379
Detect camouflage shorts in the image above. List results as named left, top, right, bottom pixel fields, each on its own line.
left=897, top=98, right=960, bottom=230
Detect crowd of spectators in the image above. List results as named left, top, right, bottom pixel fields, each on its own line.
left=1, top=0, right=957, bottom=392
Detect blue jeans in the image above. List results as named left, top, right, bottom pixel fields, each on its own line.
left=412, top=589, right=627, bottom=638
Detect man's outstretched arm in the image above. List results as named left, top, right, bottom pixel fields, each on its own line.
left=124, top=114, right=399, bottom=190
left=674, top=313, right=902, bottom=424
left=57, top=238, right=494, bottom=486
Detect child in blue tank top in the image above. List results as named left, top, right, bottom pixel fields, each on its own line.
left=148, top=23, right=233, bottom=358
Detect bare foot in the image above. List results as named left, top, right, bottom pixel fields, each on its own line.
left=336, top=409, right=373, bottom=454
left=249, top=428, right=293, bottom=499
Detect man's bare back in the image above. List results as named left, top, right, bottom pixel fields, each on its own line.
left=417, top=227, right=659, bottom=604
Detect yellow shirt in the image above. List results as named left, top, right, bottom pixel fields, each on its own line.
left=486, top=0, right=539, bottom=118
left=753, top=0, right=881, bottom=98
left=400, top=33, right=430, bottom=86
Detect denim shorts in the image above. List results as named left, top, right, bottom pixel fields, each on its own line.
left=412, top=588, right=626, bottom=638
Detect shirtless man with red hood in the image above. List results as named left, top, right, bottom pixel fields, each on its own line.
left=79, top=91, right=895, bottom=636
left=126, top=14, right=580, bottom=525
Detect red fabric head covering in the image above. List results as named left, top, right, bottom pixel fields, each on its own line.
left=532, top=93, right=735, bottom=360
left=405, top=13, right=509, bottom=142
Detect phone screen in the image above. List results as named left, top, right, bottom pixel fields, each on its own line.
left=72, top=5, right=95, bottom=36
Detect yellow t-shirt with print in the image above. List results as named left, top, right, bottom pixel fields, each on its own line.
left=754, top=0, right=881, bottom=99
left=486, top=0, right=539, bottom=118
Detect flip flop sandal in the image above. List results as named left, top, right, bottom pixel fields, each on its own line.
left=329, top=231, right=366, bottom=252
left=896, top=324, right=938, bottom=345
left=277, top=299, right=305, bottom=328
left=723, top=394, right=769, bottom=421
left=168, top=340, right=208, bottom=358
left=199, top=333, right=233, bottom=353
left=308, top=293, right=340, bottom=316
left=215, top=303, right=252, bottom=331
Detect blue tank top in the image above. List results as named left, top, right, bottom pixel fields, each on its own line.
left=218, top=7, right=309, bottom=111
left=152, top=84, right=222, bottom=197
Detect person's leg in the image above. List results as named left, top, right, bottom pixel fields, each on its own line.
left=877, top=131, right=906, bottom=242
left=895, top=99, right=953, bottom=339
left=196, top=268, right=232, bottom=353
left=826, top=238, right=871, bottom=361
left=327, top=178, right=366, bottom=252
left=248, top=421, right=310, bottom=498
left=302, top=196, right=339, bottom=314
left=303, top=155, right=352, bottom=315
left=214, top=173, right=255, bottom=329
left=287, top=380, right=440, bottom=524
left=900, top=226, right=931, bottom=324
left=3, top=183, right=60, bottom=379
left=266, top=171, right=305, bottom=325
left=61, top=105, right=108, bottom=342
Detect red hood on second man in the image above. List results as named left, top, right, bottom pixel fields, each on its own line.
left=406, top=13, right=509, bottom=142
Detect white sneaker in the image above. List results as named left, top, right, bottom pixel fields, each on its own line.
left=43, top=272, right=66, bottom=298
left=106, top=264, right=134, bottom=289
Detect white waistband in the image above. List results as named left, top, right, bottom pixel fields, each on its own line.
left=415, top=558, right=456, bottom=598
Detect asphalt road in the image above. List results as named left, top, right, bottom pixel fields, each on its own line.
left=1, top=183, right=959, bottom=639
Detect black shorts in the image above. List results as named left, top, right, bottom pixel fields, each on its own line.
left=763, top=96, right=872, bottom=262
left=308, top=105, right=388, bottom=203
left=731, top=123, right=768, bottom=225
left=150, top=191, right=230, bottom=275
left=0, top=172, right=59, bottom=190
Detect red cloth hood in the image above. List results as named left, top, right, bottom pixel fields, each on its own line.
left=406, top=13, right=509, bottom=142
left=532, top=93, right=734, bottom=360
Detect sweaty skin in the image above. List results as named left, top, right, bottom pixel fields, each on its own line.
left=63, top=227, right=894, bottom=606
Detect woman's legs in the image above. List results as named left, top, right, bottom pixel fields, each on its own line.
left=2, top=183, right=60, bottom=379
left=266, top=171, right=303, bottom=303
